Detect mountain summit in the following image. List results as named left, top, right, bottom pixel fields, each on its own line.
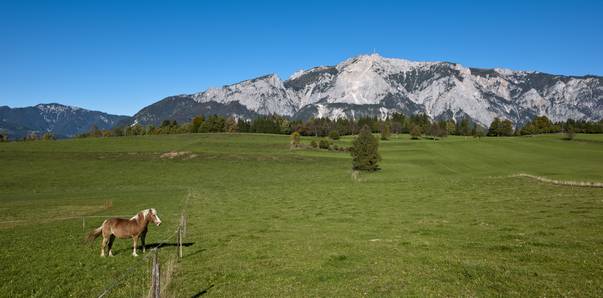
left=131, top=54, right=602, bottom=126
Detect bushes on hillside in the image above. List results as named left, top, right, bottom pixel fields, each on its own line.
left=564, top=126, right=576, bottom=140
left=457, top=116, right=472, bottom=136
left=191, top=116, right=204, bottom=133
left=380, top=123, right=391, bottom=140
left=472, top=126, right=486, bottom=138
left=290, top=131, right=301, bottom=148
left=25, top=132, right=39, bottom=141
left=563, top=119, right=603, bottom=134
left=318, top=139, right=331, bottom=149
left=410, top=125, right=421, bottom=140
left=520, top=116, right=559, bottom=135
left=427, top=121, right=448, bottom=140
left=225, top=117, right=238, bottom=133
left=488, top=118, right=514, bottom=136
left=42, top=132, right=56, bottom=141
left=350, top=125, right=381, bottom=171
left=328, top=130, right=340, bottom=140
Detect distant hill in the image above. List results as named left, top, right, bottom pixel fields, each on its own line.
left=0, top=103, right=130, bottom=139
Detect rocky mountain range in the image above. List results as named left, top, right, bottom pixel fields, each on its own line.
left=129, top=54, right=602, bottom=127
left=0, top=103, right=129, bottom=139
left=3, top=54, right=602, bottom=139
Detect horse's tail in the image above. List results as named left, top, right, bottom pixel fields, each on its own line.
left=86, top=221, right=105, bottom=242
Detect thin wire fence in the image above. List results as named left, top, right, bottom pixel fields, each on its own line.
left=96, top=228, right=180, bottom=298
left=95, top=190, right=194, bottom=297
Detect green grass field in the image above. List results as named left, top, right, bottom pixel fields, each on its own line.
left=1, top=133, right=602, bottom=297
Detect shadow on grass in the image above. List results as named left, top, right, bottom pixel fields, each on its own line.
left=185, top=248, right=206, bottom=258
left=110, top=242, right=195, bottom=254
left=141, top=242, right=195, bottom=250
left=191, top=284, right=214, bottom=297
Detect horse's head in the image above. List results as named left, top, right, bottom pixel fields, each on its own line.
left=147, top=208, right=162, bottom=226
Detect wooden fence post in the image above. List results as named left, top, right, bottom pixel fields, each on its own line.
left=183, top=213, right=187, bottom=237
left=151, top=252, right=160, bottom=298
left=180, top=212, right=187, bottom=237
left=177, top=211, right=186, bottom=259
left=178, top=226, right=183, bottom=259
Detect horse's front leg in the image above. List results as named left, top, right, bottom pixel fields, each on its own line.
left=141, top=228, right=148, bottom=253
left=132, top=236, right=138, bottom=257
left=107, top=235, right=115, bottom=257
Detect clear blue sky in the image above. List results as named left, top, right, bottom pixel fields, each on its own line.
left=1, top=0, right=602, bottom=115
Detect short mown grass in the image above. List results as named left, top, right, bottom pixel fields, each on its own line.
left=0, top=133, right=602, bottom=296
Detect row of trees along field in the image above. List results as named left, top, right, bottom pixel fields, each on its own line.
left=4, top=113, right=600, bottom=142
left=79, top=113, right=601, bottom=139
left=75, top=113, right=472, bottom=140
left=487, top=116, right=603, bottom=138
left=0, top=131, right=55, bottom=142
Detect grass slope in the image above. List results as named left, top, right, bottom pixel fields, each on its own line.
left=0, top=133, right=602, bottom=297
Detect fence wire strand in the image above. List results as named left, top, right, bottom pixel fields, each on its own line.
left=96, top=191, right=192, bottom=297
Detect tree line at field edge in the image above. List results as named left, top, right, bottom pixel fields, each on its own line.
left=1, top=113, right=601, bottom=142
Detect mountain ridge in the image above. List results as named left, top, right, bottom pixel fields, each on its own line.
left=0, top=103, right=129, bottom=139
left=128, top=54, right=602, bottom=127
left=3, top=54, right=601, bottom=137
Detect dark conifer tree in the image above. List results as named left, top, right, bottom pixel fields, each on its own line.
left=350, top=125, right=381, bottom=171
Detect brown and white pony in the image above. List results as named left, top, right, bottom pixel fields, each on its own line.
left=87, top=208, right=162, bottom=257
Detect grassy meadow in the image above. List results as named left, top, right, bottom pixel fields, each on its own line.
left=0, top=133, right=602, bottom=297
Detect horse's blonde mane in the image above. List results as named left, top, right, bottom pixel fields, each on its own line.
left=131, top=209, right=150, bottom=221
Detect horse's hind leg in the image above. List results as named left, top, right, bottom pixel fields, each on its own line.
left=107, top=235, right=115, bottom=257
left=100, top=236, right=107, bottom=257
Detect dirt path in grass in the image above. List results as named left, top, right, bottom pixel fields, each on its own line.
left=511, top=173, right=603, bottom=188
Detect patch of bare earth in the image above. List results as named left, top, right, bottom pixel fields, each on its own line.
left=159, top=151, right=197, bottom=160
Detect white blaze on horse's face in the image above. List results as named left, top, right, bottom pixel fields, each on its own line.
left=150, top=208, right=162, bottom=226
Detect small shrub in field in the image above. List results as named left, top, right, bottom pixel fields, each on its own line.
left=350, top=125, right=381, bottom=171
left=380, top=123, right=391, bottom=140
left=473, top=126, right=486, bottom=139
left=290, top=131, right=301, bottom=148
left=428, top=123, right=442, bottom=140
left=310, top=140, right=318, bottom=148
left=410, top=125, right=421, bottom=140
left=319, top=139, right=331, bottom=149
left=328, top=130, right=340, bottom=140
left=565, top=127, right=575, bottom=140
left=225, top=116, right=238, bottom=133
left=26, top=132, right=39, bottom=141
left=42, top=132, right=56, bottom=141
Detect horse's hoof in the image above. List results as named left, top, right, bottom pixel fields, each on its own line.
left=133, top=254, right=138, bottom=257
